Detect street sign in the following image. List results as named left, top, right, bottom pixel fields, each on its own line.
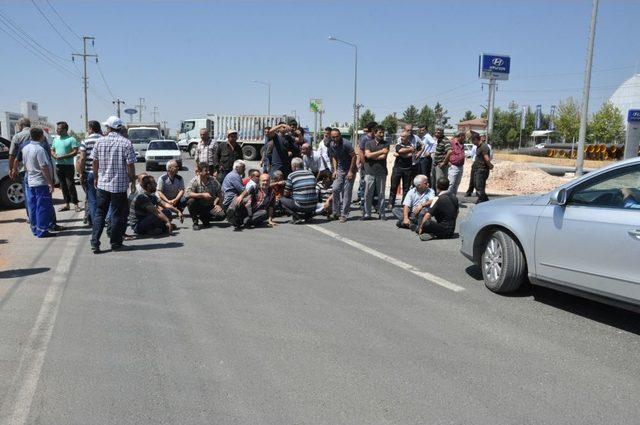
left=625, top=109, right=640, bottom=159
left=124, top=108, right=138, bottom=115
left=310, top=99, right=322, bottom=113
left=479, top=53, right=511, bottom=80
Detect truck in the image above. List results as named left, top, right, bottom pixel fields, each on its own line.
left=127, top=123, right=165, bottom=161
left=177, top=115, right=292, bottom=161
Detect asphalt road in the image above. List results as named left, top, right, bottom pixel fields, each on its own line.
left=1, top=153, right=639, bottom=424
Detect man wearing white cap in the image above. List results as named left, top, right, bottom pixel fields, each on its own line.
left=90, top=116, right=136, bottom=253
left=214, top=129, right=243, bottom=183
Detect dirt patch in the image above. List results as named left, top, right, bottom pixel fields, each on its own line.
left=494, top=152, right=614, bottom=169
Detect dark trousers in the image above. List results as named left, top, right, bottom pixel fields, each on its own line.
left=280, top=197, right=316, bottom=220
left=389, top=167, right=412, bottom=208
left=421, top=220, right=454, bottom=239
left=92, top=189, right=128, bottom=248
left=187, top=199, right=225, bottom=224
left=466, top=162, right=479, bottom=195
left=85, top=172, right=97, bottom=223
left=474, top=169, right=490, bottom=203
left=419, top=156, right=433, bottom=186
left=55, top=164, right=78, bottom=205
left=133, top=210, right=172, bottom=235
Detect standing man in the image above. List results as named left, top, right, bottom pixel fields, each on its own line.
left=362, top=125, right=389, bottom=220
left=266, top=123, right=295, bottom=178
left=472, top=132, right=493, bottom=203
left=329, top=128, right=356, bottom=223
left=196, top=128, right=217, bottom=174
left=259, top=126, right=272, bottom=173
left=90, top=116, right=136, bottom=253
left=447, top=132, right=466, bottom=196
left=388, top=130, right=415, bottom=209
left=78, top=120, right=102, bottom=225
left=51, top=121, right=80, bottom=212
left=317, top=127, right=333, bottom=173
left=300, top=143, right=320, bottom=175
left=8, top=118, right=32, bottom=180
left=17, top=128, right=56, bottom=238
left=417, top=125, right=436, bottom=185
left=215, top=129, right=243, bottom=183
left=431, top=127, right=452, bottom=189
left=356, top=122, right=377, bottom=210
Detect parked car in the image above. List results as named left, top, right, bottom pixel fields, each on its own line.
left=0, top=137, right=25, bottom=208
left=145, top=140, right=182, bottom=171
left=460, top=157, right=640, bottom=312
left=464, top=143, right=474, bottom=158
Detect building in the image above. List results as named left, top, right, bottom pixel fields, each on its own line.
left=0, top=101, right=54, bottom=139
left=609, top=74, right=640, bottom=128
left=457, top=118, right=487, bottom=135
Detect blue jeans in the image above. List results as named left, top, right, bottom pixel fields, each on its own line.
left=133, top=210, right=172, bottom=235
left=92, top=189, right=128, bottom=248
left=85, top=172, right=97, bottom=223
left=331, top=172, right=354, bottom=218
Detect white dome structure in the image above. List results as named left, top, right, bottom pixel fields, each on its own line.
left=609, top=74, right=640, bottom=127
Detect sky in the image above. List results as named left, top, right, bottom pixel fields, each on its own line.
left=1, top=0, right=639, bottom=134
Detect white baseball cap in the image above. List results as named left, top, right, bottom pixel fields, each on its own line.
left=227, top=129, right=238, bottom=136
left=103, top=115, right=124, bottom=129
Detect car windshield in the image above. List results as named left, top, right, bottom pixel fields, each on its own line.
left=129, top=129, right=161, bottom=140
left=148, top=141, right=178, bottom=150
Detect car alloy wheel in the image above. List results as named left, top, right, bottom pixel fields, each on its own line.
left=8, top=181, right=24, bottom=205
left=483, top=237, right=503, bottom=283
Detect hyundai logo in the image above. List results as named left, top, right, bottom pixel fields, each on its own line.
left=492, top=58, right=504, bottom=67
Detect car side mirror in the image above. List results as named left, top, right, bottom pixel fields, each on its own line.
left=550, top=188, right=568, bottom=206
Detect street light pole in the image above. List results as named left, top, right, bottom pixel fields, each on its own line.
left=576, top=0, right=600, bottom=177
left=329, top=36, right=358, bottom=142
left=252, top=80, right=271, bottom=115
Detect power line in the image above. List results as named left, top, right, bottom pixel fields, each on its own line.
left=94, top=58, right=116, bottom=100
left=0, top=24, right=80, bottom=79
left=29, top=0, right=78, bottom=51
left=0, top=11, right=72, bottom=64
left=44, top=0, right=82, bottom=41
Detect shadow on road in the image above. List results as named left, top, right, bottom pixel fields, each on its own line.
left=0, top=239, right=7, bottom=244
left=0, top=218, right=27, bottom=224
left=121, top=242, right=184, bottom=251
left=532, top=286, right=640, bottom=335
left=0, top=267, right=50, bottom=279
left=55, top=218, right=84, bottom=224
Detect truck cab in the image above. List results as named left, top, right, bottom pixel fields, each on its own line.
left=178, top=118, right=214, bottom=157
left=128, top=126, right=163, bottom=161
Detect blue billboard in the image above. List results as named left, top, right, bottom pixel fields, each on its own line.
left=628, top=109, right=640, bottom=122
left=479, top=53, right=511, bottom=80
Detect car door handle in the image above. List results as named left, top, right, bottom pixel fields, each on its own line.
left=629, top=229, right=640, bottom=240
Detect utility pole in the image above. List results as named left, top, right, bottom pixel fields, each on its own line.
left=72, top=36, right=97, bottom=131
left=486, top=79, right=497, bottom=141
left=137, top=98, right=146, bottom=123
left=113, top=99, right=125, bottom=118
left=319, top=108, right=324, bottom=135
left=152, top=106, right=159, bottom=123
left=576, top=0, right=600, bottom=177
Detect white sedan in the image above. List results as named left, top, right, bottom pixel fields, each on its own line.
left=145, top=140, right=182, bottom=171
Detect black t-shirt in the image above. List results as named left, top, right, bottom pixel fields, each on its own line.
left=129, top=191, right=159, bottom=227
left=429, top=192, right=459, bottom=233
left=473, top=142, right=491, bottom=172
left=394, top=141, right=413, bottom=170
left=364, top=139, right=389, bottom=176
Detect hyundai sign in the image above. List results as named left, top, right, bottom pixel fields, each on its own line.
left=479, top=53, right=511, bottom=80
left=628, top=109, right=640, bottom=122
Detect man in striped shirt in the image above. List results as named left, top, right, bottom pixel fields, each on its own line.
left=281, top=157, right=317, bottom=223
left=79, top=120, right=102, bottom=225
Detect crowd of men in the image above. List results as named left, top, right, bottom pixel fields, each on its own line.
left=8, top=114, right=495, bottom=250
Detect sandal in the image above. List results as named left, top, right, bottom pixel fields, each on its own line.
left=58, top=206, right=70, bottom=212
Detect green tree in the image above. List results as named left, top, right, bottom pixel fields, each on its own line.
left=402, top=105, right=419, bottom=125
left=417, top=104, right=436, bottom=133
left=381, top=114, right=398, bottom=136
left=555, top=97, right=580, bottom=143
left=358, top=109, right=376, bottom=129
left=433, top=102, right=451, bottom=128
left=587, top=101, right=625, bottom=145
left=462, top=110, right=477, bottom=121
left=506, top=128, right=519, bottom=144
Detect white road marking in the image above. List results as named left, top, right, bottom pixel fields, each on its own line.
left=308, top=225, right=465, bottom=292
left=0, top=234, right=80, bottom=425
